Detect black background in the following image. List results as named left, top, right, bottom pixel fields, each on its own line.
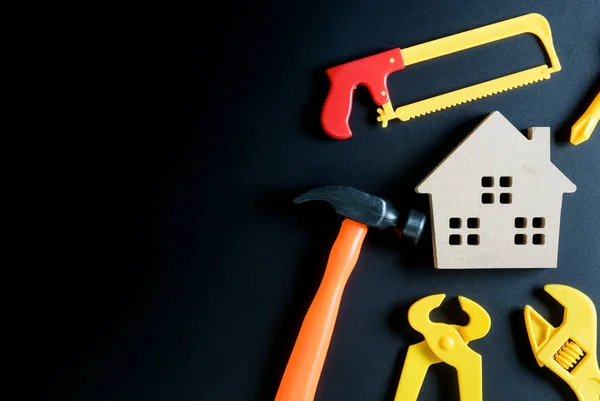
left=46, top=1, right=599, bottom=400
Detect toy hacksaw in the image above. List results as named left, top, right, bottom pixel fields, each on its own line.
left=321, top=13, right=561, bottom=139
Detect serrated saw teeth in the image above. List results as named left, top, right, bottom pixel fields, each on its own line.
left=392, top=66, right=551, bottom=122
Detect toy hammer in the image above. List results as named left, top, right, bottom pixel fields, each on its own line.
left=275, top=185, right=425, bottom=401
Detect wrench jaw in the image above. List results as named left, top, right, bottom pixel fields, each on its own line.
left=544, top=284, right=596, bottom=319
left=543, top=284, right=598, bottom=360
left=524, top=305, right=556, bottom=366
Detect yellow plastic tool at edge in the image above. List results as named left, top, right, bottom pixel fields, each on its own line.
left=571, top=91, right=599, bottom=145
left=524, top=284, right=600, bottom=401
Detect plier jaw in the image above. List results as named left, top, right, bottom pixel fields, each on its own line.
left=524, top=284, right=600, bottom=401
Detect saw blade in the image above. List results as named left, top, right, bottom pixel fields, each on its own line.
left=394, top=65, right=552, bottom=121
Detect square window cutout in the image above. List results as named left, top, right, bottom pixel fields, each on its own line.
left=500, top=193, right=512, bottom=204
left=533, top=234, right=545, bottom=245
left=449, top=218, right=461, bottom=229
left=500, top=176, right=513, bottom=187
left=481, top=177, right=494, bottom=187
left=449, top=234, right=462, bottom=245
left=514, top=234, right=527, bottom=245
left=467, top=234, right=480, bottom=245
left=467, top=218, right=480, bottom=228
left=482, top=193, right=494, bottom=204
left=515, top=217, right=527, bottom=228
left=533, top=217, right=545, bottom=228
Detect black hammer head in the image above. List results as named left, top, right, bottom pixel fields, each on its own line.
left=294, top=185, right=426, bottom=244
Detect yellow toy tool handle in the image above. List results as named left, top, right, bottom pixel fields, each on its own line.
left=401, top=13, right=560, bottom=72
left=394, top=342, right=440, bottom=401
left=571, top=91, right=600, bottom=145
left=455, top=353, right=484, bottom=401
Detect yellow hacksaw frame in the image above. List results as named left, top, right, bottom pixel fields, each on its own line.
left=377, top=13, right=561, bottom=126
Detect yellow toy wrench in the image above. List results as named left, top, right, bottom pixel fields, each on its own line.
left=571, top=91, right=599, bottom=145
left=524, top=284, right=600, bottom=401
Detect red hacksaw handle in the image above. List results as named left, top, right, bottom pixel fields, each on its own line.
left=275, top=219, right=368, bottom=401
left=321, top=48, right=405, bottom=140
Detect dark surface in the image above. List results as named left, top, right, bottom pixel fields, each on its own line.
left=48, top=1, right=599, bottom=400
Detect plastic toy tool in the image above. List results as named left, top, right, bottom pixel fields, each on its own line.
left=321, top=13, right=561, bottom=139
left=394, top=294, right=491, bottom=401
left=275, top=185, right=425, bottom=401
left=571, top=91, right=599, bottom=145
left=524, top=284, right=600, bottom=401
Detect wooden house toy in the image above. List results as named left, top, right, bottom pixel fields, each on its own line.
left=416, top=112, right=576, bottom=269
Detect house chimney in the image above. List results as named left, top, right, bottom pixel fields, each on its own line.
left=527, top=127, right=550, bottom=160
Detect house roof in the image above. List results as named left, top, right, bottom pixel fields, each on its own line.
left=416, top=111, right=576, bottom=194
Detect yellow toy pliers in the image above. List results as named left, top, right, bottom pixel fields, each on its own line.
left=524, top=284, right=600, bottom=401
left=394, top=294, right=491, bottom=401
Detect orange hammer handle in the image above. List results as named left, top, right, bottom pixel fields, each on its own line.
left=275, top=219, right=368, bottom=401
